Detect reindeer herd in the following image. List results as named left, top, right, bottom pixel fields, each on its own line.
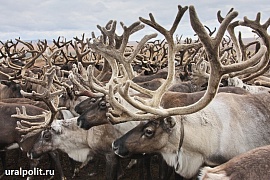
left=0, top=4, right=270, bottom=180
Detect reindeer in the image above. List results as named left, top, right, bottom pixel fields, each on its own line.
left=198, top=145, right=270, bottom=180
left=110, top=7, right=270, bottom=179
left=0, top=40, right=73, bottom=179
left=112, top=90, right=270, bottom=179
left=27, top=117, right=139, bottom=180
left=0, top=102, right=65, bottom=179
left=3, top=3, right=266, bottom=180
left=75, top=85, right=248, bottom=131
left=75, top=5, right=270, bottom=180
left=74, top=93, right=162, bottom=180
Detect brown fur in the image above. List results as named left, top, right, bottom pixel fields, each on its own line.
left=162, top=86, right=248, bottom=108
left=137, top=78, right=165, bottom=90
left=0, top=81, right=23, bottom=99
left=199, top=145, right=270, bottom=180
left=76, top=97, right=109, bottom=129
left=0, top=98, right=48, bottom=110
left=0, top=102, right=45, bottom=150
left=132, top=71, right=168, bottom=83
left=0, top=102, right=66, bottom=179
left=76, top=87, right=248, bottom=130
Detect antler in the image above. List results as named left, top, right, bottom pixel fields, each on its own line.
left=14, top=67, right=66, bottom=136
left=105, top=5, right=268, bottom=123
left=239, top=13, right=270, bottom=81
left=52, top=36, right=72, bottom=64
left=217, top=9, right=269, bottom=82
left=12, top=106, right=51, bottom=134
left=71, top=34, right=91, bottom=65
left=88, top=20, right=149, bottom=83
left=68, top=20, right=155, bottom=98
left=21, top=40, right=48, bottom=77
left=68, top=62, right=105, bottom=96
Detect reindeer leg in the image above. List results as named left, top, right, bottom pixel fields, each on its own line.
left=73, top=154, right=94, bottom=178
left=68, top=157, right=77, bottom=178
left=48, top=151, right=66, bottom=180
left=88, top=157, right=99, bottom=177
left=27, top=158, right=39, bottom=180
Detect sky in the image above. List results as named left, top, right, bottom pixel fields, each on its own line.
left=0, top=0, right=269, bottom=42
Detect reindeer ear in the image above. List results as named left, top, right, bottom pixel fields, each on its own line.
left=163, top=116, right=176, bottom=130
left=51, top=120, right=62, bottom=134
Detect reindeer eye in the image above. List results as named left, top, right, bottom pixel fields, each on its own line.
left=99, top=101, right=107, bottom=109
left=144, top=127, right=154, bottom=137
left=43, top=132, right=52, bottom=141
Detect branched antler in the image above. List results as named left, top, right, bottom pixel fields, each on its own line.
left=13, top=106, right=52, bottom=140
left=239, top=13, right=270, bottom=81
left=105, top=5, right=268, bottom=124
left=14, top=67, right=66, bottom=136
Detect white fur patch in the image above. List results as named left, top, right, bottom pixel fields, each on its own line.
left=161, top=153, right=178, bottom=169
left=198, top=166, right=229, bottom=180
left=51, top=120, right=63, bottom=134
left=161, top=149, right=204, bottom=179
left=66, top=148, right=91, bottom=162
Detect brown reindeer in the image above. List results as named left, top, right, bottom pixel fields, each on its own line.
left=76, top=86, right=248, bottom=130
left=198, top=145, right=270, bottom=180
left=0, top=102, right=65, bottom=179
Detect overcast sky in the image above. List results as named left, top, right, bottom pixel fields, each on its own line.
left=0, top=0, right=269, bottom=41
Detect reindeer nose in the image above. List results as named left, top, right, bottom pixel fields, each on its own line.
left=77, top=117, right=82, bottom=127
left=112, top=141, right=119, bottom=151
